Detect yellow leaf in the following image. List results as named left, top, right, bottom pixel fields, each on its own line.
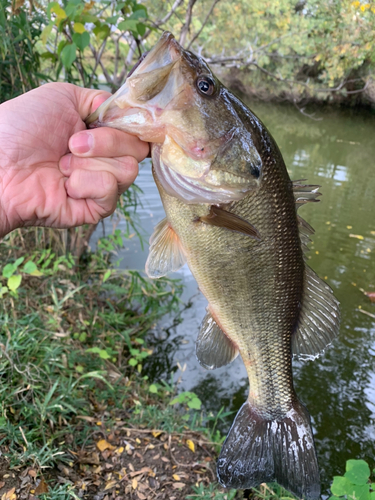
left=73, top=22, right=86, bottom=34
left=30, top=269, right=43, bottom=277
left=173, top=474, right=180, bottom=481
left=186, top=439, right=195, bottom=452
left=51, top=5, right=66, bottom=18
left=96, top=439, right=115, bottom=451
left=115, top=447, right=124, bottom=454
left=132, top=478, right=138, bottom=490
left=152, top=431, right=162, bottom=438
left=347, top=225, right=353, bottom=229
left=349, top=234, right=364, bottom=240
left=104, top=480, right=117, bottom=490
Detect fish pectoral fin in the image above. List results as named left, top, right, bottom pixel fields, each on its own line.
left=199, top=205, right=260, bottom=239
left=145, top=218, right=187, bottom=278
left=292, top=265, right=340, bottom=360
left=217, top=399, right=320, bottom=500
left=196, top=310, right=239, bottom=370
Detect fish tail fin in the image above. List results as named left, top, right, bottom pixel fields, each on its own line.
left=217, top=399, right=320, bottom=500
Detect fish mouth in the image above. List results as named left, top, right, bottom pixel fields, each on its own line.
left=86, top=32, right=184, bottom=136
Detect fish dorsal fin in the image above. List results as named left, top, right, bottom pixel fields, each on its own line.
left=292, top=265, right=340, bottom=360
left=199, top=206, right=260, bottom=239
left=297, top=214, right=315, bottom=254
left=145, top=218, right=187, bottom=278
left=196, top=310, right=239, bottom=369
left=293, top=179, right=321, bottom=209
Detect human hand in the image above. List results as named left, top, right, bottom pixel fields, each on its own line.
left=0, top=82, right=149, bottom=237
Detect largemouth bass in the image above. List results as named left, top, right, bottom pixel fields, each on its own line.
left=86, top=32, right=340, bottom=499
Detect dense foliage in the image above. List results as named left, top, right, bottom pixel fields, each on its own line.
left=1, top=0, right=375, bottom=105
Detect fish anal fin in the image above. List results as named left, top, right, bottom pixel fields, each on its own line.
left=217, top=399, right=320, bottom=500
left=199, top=206, right=260, bottom=240
left=196, top=310, right=239, bottom=370
left=293, top=265, right=340, bottom=360
left=145, top=218, right=187, bottom=278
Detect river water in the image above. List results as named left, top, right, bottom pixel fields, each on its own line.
left=95, top=100, right=375, bottom=492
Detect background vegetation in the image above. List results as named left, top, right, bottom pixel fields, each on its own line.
left=1, top=0, right=375, bottom=106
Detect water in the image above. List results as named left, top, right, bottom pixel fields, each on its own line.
left=94, top=101, right=375, bottom=492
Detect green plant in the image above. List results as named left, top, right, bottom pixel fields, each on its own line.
left=170, top=391, right=203, bottom=410
left=187, top=482, right=237, bottom=500
left=330, top=460, right=375, bottom=500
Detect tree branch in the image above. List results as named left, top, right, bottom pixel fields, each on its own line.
left=179, top=0, right=198, bottom=47
left=186, top=0, right=220, bottom=50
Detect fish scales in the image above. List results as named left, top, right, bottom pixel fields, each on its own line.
left=86, top=31, right=340, bottom=499
left=155, top=144, right=303, bottom=421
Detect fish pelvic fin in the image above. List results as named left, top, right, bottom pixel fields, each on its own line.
left=145, top=218, right=187, bottom=278
left=292, top=265, right=340, bottom=360
left=196, top=310, right=239, bottom=369
left=217, top=399, right=320, bottom=500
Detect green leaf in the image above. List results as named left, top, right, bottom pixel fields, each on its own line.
left=345, top=460, right=371, bottom=485
left=61, top=43, right=77, bottom=69
left=103, top=270, right=111, bottom=283
left=98, top=349, right=111, bottom=360
left=131, top=6, right=147, bottom=19
left=0, top=287, right=8, bottom=298
left=137, top=23, right=146, bottom=37
left=118, top=19, right=139, bottom=32
left=14, top=257, right=25, bottom=268
left=149, top=384, right=158, bottom=393
left=187, top=397, right=202, bottom=410
left=350, top=484, right=371, bottom=500
left=370, top=493, right=375, bottom=500
left=128, top=358, right=137, bottom=367
left=331, top=476, right=353, bottom=496
left=72, top=32, right=90, bottom=51
left=93, top=24, right=110, bottom=39
left=106, top=15, right=119, bottom=24
left=134, top=338, right=144, bottom=345
left=23, top=261, right=37, bottom=274
left=2, top=263, right=15, bottom=278
left=7, top=274, right=22, bottom=292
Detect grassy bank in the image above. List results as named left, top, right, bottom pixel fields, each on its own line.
left=0, top=198, right=241, bottom=499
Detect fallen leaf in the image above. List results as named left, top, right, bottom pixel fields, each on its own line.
left=35, top=478, right=49, bottom=495
left=132, top=478, right=138, bottom=490
left=28, top=469, right=37, bottom=478
left=186, top=439, right=195, bottom=452
left=104, top=480, right=117, bottom=491
left=172, top=474, right=180, bottom=481
left=173, top=482, right=186, bottom=489
left=137, top=493, right=146, bottom=500
left=115, top=447, right=124, bottom=454
left=96, top=439, right=116, bottom=452
left=0, top=483, right=4, bottom=489
left=1, top=488, right=16, bottom=500
left=365, top=292, right=375, bottom=302
left=152, top=431, right=162, bottom=438
left=349, top=234, right=364, bottom=240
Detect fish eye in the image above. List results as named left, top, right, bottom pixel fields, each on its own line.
left=196, top=76, right=215, bottom=96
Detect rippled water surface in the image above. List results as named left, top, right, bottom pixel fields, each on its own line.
left=96, top=101, right=375, bottom=492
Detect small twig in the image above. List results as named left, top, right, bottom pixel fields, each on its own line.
left=186, top=0, right=220, bottom=50
left=358, top=308, right=375, bottom=319
left=19, top=426, right=29, bottom=448
left=179, top=0, right=198, bottom=47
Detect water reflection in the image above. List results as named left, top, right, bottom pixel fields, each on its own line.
left=95, top=101, right=375, bottom=492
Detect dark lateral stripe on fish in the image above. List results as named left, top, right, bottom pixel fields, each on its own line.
left=199, top=205, right=261, bottom=240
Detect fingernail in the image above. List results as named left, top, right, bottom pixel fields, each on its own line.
left=60, top=154, right=72, bottom=173
left=70, top=131, right=93, bottom=154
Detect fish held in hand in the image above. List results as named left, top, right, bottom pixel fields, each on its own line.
left=86, top=32, right=340, bottom=499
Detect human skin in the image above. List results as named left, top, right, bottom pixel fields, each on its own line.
left=0, top=82, right=149, bottom=238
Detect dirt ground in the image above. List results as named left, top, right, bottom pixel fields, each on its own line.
left=0, top=418, right=231, bottom=500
